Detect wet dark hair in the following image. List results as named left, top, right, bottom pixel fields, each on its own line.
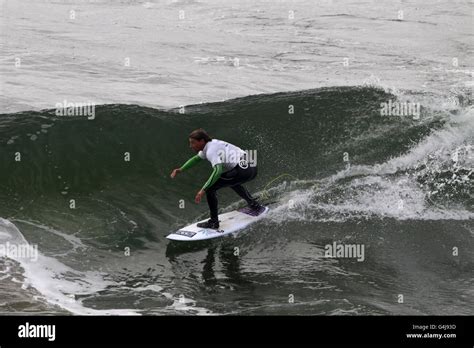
left=189, top=128, right=212, bottom=143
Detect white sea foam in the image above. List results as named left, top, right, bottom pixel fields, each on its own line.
left=0, top=218, right=140, bottom=315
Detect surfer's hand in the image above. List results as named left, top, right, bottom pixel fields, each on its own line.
left=170, top=168, right=181, bottom=178
left=195, top=190, right=205, bottom=204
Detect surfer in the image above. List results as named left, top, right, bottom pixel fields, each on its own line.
left=170, top=128, right=263, bottom=229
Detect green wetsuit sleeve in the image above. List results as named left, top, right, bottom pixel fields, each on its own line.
left=202, top=164, right=223, bottom=191
left=180, top=155, right=202, bottom=171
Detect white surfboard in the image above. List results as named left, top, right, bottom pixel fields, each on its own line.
left=166, top=206, right=269, bottom=242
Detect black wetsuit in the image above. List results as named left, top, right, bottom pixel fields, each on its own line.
left=206, top=164, right=259, bottom=222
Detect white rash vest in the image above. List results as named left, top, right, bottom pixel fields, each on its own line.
left=197, top=139, right=246, bottom=172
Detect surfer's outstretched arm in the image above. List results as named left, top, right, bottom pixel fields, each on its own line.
left=180, top=155, right=202, bottom=171
left=170, top=155, right=202, bottom=178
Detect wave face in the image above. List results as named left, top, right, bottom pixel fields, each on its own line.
left=0, top=86, right=473, bottom=315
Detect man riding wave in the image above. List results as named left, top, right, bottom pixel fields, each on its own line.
left=170, top=129, right=263, bottom=229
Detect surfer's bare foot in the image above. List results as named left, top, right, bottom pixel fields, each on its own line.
left=197, top=219, right=220, bottom=229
